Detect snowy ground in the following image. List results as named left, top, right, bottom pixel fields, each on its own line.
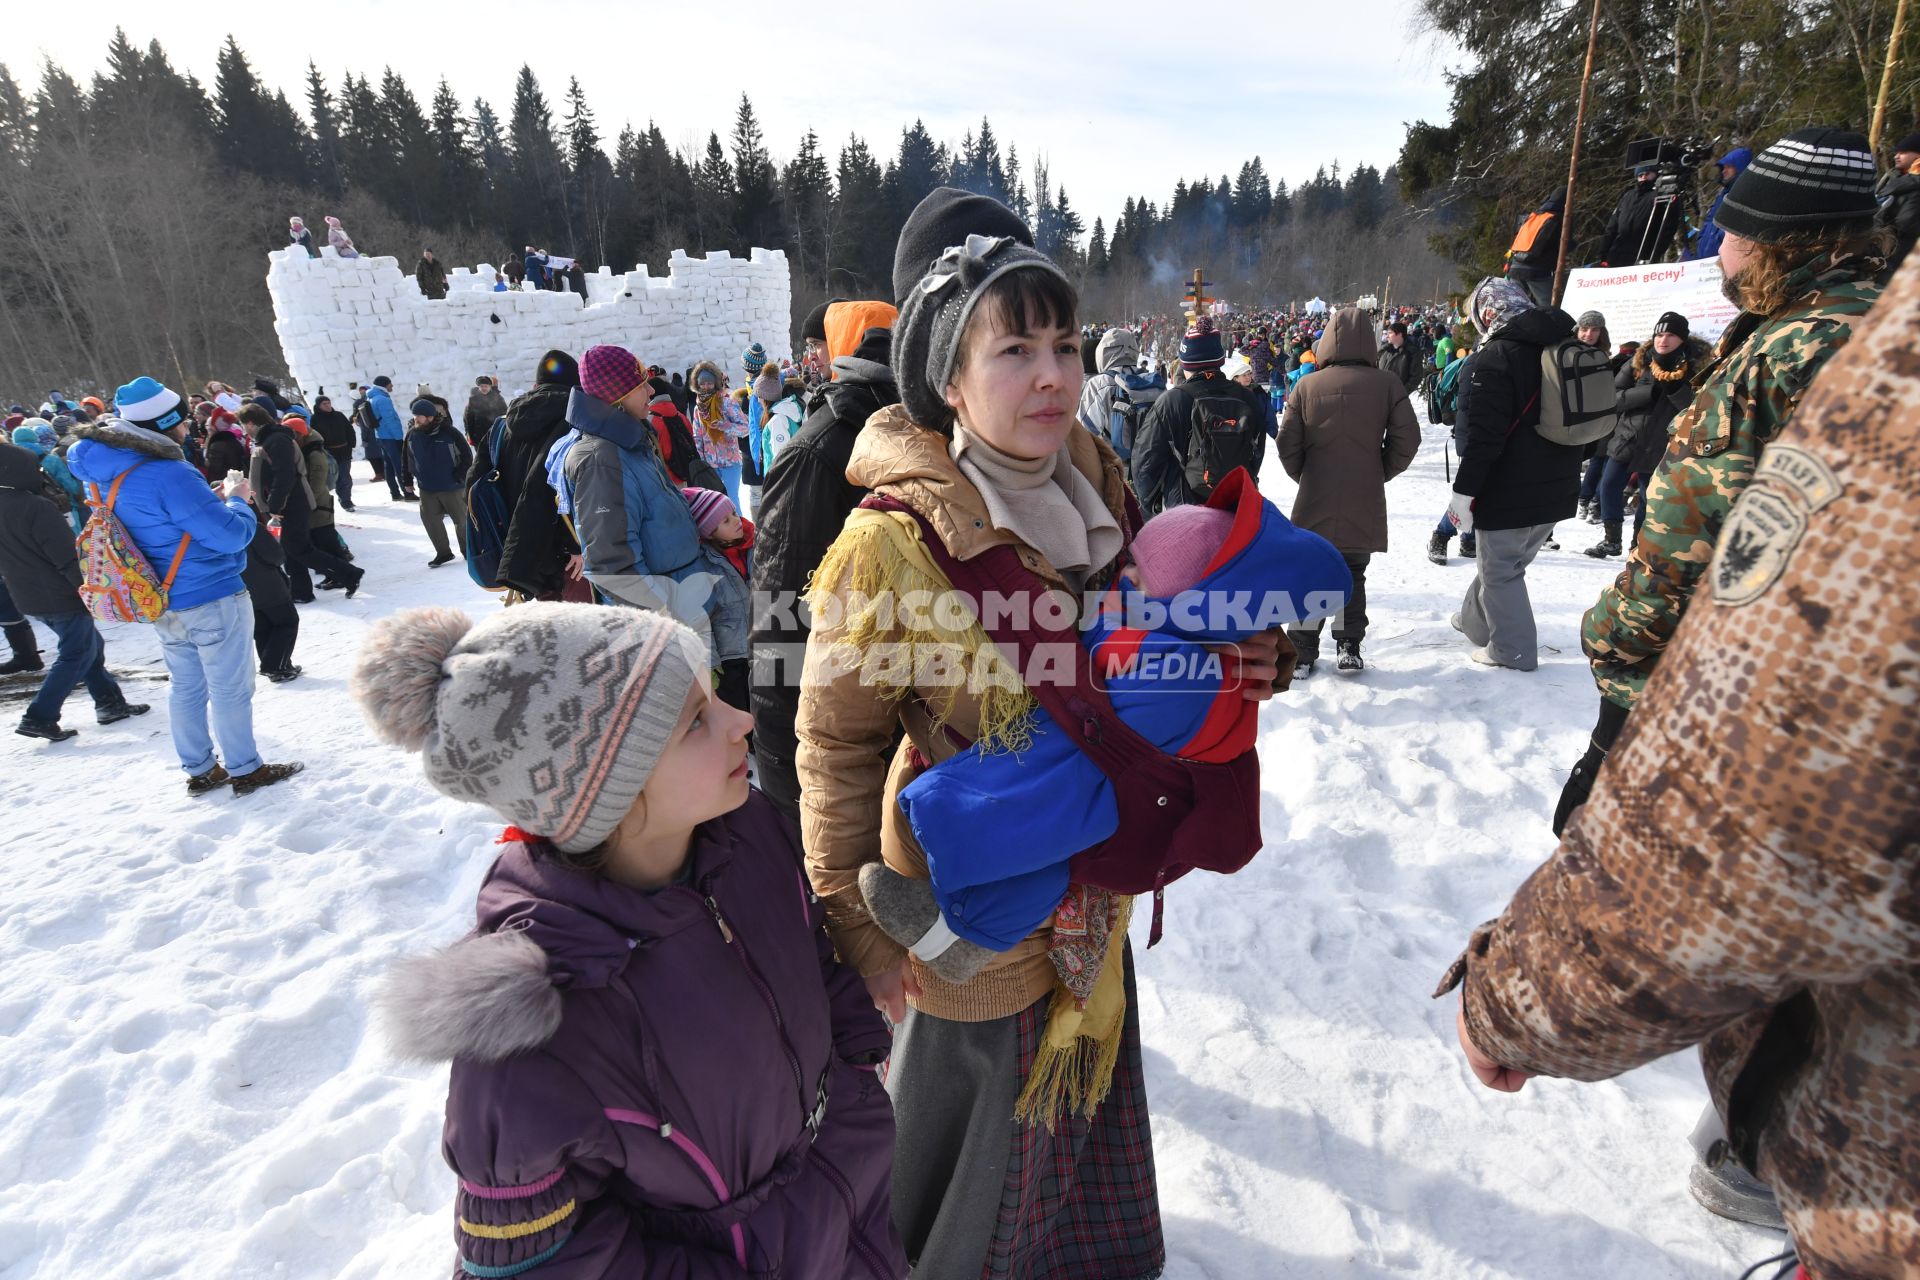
left=1, top=424, right=1784, bottom=1278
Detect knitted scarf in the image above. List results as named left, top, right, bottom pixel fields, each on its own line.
left=696, top=388, right=730, bottom=446
left=1650, top=345, right=1692, bottom=382
left=948, top=424, right=1122, bottom=590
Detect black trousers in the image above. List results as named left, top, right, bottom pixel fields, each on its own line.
left=253, top=598, right=300, bottom=672
left=1287, top=551, right=1370, bottom=657
left=279, top=501, right=360, bottom=597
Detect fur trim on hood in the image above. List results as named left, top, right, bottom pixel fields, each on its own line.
left=70, top=417, right=185, bottom=462
left=377, top=929, right=564, bottom=1063
left=1631, top=334, right=1714, bottom=380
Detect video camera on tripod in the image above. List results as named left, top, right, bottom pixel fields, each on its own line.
left=1620, top=136, right=1710, bottom=264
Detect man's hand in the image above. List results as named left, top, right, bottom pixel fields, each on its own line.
left=862, top=955, right=922, bottom=1024
left=1211, top=628, right=1298, bottom=700
left=1457, top=999, right=1530, bottom=1093
left=221, top=474, right=251, bottom=503
left=1446, top=492, right=1476, bottom=536
left=566, top=554, right=585, bottom=582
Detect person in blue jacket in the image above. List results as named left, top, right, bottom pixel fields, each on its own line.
left=1687, top=147, right=1753, bottom=260
left=859, top=468, right=1351, bottom=980
left=65, top=379, right=304, bottom=797
left=365, top=376, right=416, bottom=501
left=560, top=345, right=748, bottom=672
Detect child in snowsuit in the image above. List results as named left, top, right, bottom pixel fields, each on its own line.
left=860, top=468, right=1350, bottom=980
left=358, top=603, right=904, bottom=1280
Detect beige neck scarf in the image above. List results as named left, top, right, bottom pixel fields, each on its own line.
left=950, top=424, right=1122, bottom=588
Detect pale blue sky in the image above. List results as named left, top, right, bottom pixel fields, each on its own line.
left=10, top=2, right=1459, bottom=246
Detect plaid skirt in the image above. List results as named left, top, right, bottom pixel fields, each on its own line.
left=888, top=947, right=1163, bottom=1280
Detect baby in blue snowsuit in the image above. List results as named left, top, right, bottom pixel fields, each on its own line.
left=860, top=469, right=1350, bottom=981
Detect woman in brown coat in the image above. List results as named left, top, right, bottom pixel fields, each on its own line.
left=796, top=190, right=1284, bottom=1280
left=1275, top=306, right=1420, bottom=674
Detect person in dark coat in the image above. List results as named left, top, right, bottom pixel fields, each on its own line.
left=238, top=508, right=300, bottom=681
left=1583, top=313, right=1711, bottom=559
left=1504, top=187, right=1566, bottom=304
left=201, top=406, right=250, bottom=483
left=646, top=379, right=724, bottom=492
left=415, top=248, right=448, bottom=300
left=0, top=442, right=146, bottom=739
left=1444, top=278, right=1584, bottom=671
left=238, top=404, right=363, bottom=599
left=357, top=603, right=902, bottom=1280
left=1132, top=317, right=1267, bottom=512
left=491, top=351, right=589, bottom=602
left=1875, top=129, right=1920, bottom=275
left=308, top=395, right=357, bottom=511
left=461, top=376, right=508, bottom=448
left=1600, top=168, right=1684, bottom=266
left=1375, top=321, right=1422, bottom=394
left=749, top=310, right=899, bottom=822
left=403, top=399, right=473, bottom=568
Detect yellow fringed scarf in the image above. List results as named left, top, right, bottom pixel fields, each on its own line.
left=807, top=505, right=1133, bottom=1130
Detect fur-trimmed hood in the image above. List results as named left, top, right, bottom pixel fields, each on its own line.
left=1631, top=333, right=1714, bottom=380
left=379, top=928, right=564, bottom=1063
left=68, top=417, right=185, bottom=464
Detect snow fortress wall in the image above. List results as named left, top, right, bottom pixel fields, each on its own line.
left=265, top=246, right=793, bottom=400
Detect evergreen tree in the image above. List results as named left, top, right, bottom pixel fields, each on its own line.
left=1054, top=187, right=1084, bottom=265
left=1087, top=217, right=1108, bottom=273
left=694, top=131, right=735, bottom=251
left=833, top=132, right=889, bottom=295
left=888, top=119, right=945, bottom=227
left=430, top=79, right=483, bottom=232
left=212, top=36, right=266, bottom=175
left=338, top=72, right=392, bottom=195
left=730, top=94, right=777, bottom=249
left=305, top=63, right=344, bottom=195
left=506, top=65, right=567, bottom=249
left=780, top=128, right=831, bottom=281
left=381, top=69, right=437, bottom=226
left=1005, top=145, right=1031, bottom=223
left=564, top=77, right=612, bottom=264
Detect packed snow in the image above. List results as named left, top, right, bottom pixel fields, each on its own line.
left=0, top=421, right=1783, bottom=1278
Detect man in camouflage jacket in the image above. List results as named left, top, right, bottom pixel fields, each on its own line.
left=1442, top=242, right=1920, bottom=1280
left=1555, top=130, right=1889, bottom=839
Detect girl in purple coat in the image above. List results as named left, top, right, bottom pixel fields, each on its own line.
left=354, top=602, right=904, bottom=1280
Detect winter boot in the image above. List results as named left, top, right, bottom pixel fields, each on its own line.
left=1459, top=533, right=1477, bottom=559
left=230, top=761, right=305, bottom=797
left=1426, top=531, right=1449, bottom=566
left=0, top=621, right=43, bottom=675
left=1584, top=522, right=1623, bottom=558
left=16, top=717, right=77, bottom=742
left=1575, top=498, right=1592, bottom=522
left=1585, top=501, right=1605, bottom=525
left=1335, top=639, right=1364, bottom=674
left=95, top=701, right=150, bottom=725
left=1543, top=526, right=1560, bottom=551
left=858, top=862, right=995, bottom=984
left=1688, top=1158, right=1786, bottom=1230
left=187, top=764, right=231, bottom=796
left=262, top=665, right=303, bottom=684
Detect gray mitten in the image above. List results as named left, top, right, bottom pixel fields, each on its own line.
left=857, top=863, right=996, bottom=984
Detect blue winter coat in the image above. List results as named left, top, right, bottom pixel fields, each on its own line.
left=560, top=389, right=748, bottom=663
left=11, top=428, right=85, bottom=532
left=366, top=386, right=406, bottom=440
left=896, top=469, right=1351, bottom=949
left=404, top=417, right=473, bottom=493
left=65, top=420, right=257, bottom=612
left=1689, top=148, right=1753, bottom=261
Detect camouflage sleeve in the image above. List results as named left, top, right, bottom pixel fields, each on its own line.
left=1581, top=319, right=1848, bottom=708
left=1441, top=263, right=1920, bottom=1081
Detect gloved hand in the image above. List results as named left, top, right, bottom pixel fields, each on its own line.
left=1551, top=742, right=1607, bottom=837
left=1445, top=491, right=1476, bottom=536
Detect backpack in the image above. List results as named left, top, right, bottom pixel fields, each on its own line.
left=1536, top=337, right=1618, bottom=445
left=1104, top=370, right=1161, bottom=461
left=1182, top=394, right=1262, bottom=501
left=1431, top=356, right=1469, bottom=426
left=465, top=416, right=512, bottom=591
left=78, top=462, right=191, bottom=624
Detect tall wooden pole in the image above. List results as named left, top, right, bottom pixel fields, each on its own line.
left=1870, top=0, right=1913, bottom=155
left=1554, top=0, right=1605, bottom=307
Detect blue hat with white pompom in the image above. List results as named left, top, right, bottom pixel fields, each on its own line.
left=114, top=377, right=186, bottom=431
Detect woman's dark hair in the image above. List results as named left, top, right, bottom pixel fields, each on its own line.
left=951, top=268, right=1081, bottom=375
left=236, top=403, right=275, bottom=429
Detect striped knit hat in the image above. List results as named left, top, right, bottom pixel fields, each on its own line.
left=681, top=487, right=736, bottom=538
left=352, top=603, right=704, bottom=854
left=1179, top=317, right=1225, bottom=370
left=114, top=377, right=186, bottom=432
left=741, top=343, right=768, bottom=375
left=1713, top=128, right=1879, bottom=245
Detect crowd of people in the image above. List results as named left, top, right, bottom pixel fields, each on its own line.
left=3, top=122, right=1915, bottom=1280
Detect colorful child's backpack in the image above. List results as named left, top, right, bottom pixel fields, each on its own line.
left=78, top=462, right=190, bottom=623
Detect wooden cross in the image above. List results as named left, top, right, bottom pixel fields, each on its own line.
left=1183, top=266, right=1216, bottom=317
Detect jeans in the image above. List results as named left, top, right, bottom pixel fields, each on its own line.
left=419, top=489, right=469, bottom=558
left=1456, top=524, right=1555, bottom=670
left=328, top=445, right=355, bottom=507
left=714, top=464, right=742, bottom=509
left=1288, top=552, right=1370, bottom=657
left=153, top=591, right=262, bottom=776
left=1578, top=453, right=1607, bottom=502
left=377, top=438, right=413, bottom=497
left=1596, top=456, right=1649, bottom=533
left=24, top=611, right=125, bottom=723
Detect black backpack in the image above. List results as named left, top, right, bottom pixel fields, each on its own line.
left=1181, top=394, right=1261, bottom=501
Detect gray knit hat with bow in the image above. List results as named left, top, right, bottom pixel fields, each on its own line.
left=352, top=603, right=704, bottom=853
left=892, top=191, right=1071, bottom=431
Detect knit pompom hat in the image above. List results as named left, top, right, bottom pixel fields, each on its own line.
left=114, top=377, right=186, bottom=432
left=741, top=343, right=768, bottom=375
left=1127, top=505, right=1235, bottom=597
left=352, top=604, right=704, bottom=854
left=1714, top=128, right=1879, bottom=244
left=579, top=344, right=648, bottom=405
left=1179, top=317, right=1226, bottom=370
left=681, top=487, right=736, bottom=538
left=892, top=189, right=1069, bottom=431
left=752, top=368, right=784, bottom=402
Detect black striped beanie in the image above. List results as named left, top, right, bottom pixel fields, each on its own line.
left=1713, top=128, right=1879, bottom=244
